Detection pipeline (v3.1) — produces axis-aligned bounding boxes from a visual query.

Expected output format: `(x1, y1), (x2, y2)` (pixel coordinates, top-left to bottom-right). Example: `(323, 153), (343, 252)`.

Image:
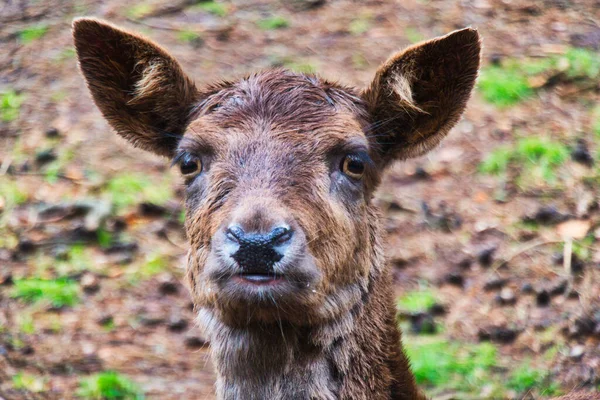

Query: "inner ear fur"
(363, 28), (481, 165)
(73, 18), (199, 157)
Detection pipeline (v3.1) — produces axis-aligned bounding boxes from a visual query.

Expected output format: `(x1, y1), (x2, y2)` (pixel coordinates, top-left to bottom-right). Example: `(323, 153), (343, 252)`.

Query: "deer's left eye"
(341, 155), (365, 180)
(179, 154), (202, 177)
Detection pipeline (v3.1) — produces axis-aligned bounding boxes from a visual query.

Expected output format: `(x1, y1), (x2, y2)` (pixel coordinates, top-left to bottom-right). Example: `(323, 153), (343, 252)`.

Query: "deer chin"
(202, 252), (323, 326)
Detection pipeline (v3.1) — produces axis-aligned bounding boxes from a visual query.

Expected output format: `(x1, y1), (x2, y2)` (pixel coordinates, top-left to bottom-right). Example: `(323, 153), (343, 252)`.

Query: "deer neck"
(198, 265), (423, 400)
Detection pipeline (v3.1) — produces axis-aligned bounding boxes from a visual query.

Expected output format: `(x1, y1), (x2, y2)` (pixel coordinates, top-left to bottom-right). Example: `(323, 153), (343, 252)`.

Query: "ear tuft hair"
(73, 18), (199, 157)
(363, 28), (481, 165)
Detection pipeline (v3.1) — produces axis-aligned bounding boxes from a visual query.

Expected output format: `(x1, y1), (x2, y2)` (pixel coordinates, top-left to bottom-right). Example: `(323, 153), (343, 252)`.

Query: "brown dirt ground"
(1, 0), (600, 399)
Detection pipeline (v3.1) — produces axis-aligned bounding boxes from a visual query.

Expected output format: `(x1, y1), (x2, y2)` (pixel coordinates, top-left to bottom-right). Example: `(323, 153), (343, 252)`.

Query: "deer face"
(73, 18), (480, 327)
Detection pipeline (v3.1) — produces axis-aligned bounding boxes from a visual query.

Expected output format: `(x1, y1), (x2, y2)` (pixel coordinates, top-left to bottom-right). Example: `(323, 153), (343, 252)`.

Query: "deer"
(72, 18), (478, 399)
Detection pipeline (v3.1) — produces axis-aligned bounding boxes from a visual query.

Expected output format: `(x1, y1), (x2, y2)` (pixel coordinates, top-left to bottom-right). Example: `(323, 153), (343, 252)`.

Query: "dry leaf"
(556, 219), (591, 239)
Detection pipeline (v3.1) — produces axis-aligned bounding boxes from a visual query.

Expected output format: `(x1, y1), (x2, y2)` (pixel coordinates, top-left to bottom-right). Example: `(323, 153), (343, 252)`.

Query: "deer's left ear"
(363, 28), (481, 165)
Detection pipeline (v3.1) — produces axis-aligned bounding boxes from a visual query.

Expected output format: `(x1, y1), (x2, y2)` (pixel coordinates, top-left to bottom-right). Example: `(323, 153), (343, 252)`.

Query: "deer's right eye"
(179, 154), (202, 177)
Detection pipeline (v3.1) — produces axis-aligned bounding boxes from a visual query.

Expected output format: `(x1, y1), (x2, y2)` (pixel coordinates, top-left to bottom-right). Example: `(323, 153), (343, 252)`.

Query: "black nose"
(225, 225), (293, 272)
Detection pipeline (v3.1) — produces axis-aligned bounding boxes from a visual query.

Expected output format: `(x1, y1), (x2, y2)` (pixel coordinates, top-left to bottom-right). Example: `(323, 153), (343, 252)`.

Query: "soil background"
(1, 0), (600, 399)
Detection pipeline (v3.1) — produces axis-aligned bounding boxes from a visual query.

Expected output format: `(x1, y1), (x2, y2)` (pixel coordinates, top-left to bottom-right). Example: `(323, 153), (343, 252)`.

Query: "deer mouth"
(233, 272), (285, 285)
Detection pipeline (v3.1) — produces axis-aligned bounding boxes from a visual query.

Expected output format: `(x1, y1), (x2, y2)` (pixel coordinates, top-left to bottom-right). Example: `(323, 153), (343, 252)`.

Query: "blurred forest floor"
(1, 0), (600, 398)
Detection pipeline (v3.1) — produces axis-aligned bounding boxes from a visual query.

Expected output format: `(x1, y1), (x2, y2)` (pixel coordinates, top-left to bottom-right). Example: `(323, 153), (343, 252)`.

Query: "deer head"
(73, 18), (480, 330)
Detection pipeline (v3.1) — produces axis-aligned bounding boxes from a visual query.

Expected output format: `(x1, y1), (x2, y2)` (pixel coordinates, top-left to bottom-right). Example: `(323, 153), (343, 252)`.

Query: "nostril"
(225, 225), (244, 243)
(270, 226), (293, 246)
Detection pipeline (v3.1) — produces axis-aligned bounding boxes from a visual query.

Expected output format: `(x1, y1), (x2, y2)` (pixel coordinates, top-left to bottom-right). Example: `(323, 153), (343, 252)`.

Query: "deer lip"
(233, 273), (284, 285)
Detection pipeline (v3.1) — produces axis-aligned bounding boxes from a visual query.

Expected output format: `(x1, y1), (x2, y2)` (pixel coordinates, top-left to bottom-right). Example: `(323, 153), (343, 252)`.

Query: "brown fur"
(73, 18), (481, 400)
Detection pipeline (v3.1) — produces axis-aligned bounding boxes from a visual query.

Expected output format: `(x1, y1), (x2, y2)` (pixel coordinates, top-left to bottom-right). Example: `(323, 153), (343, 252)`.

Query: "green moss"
(562, 48), (600, 79)
(257, 16), (289, 30)
(195, 1), (228, 17)
(479, 137), (569, 184)
(507, 362), (558, 395)
(1, 90), (25, 122)
(397, 289), (437, 313)
(592, 106), (600, 137)
(177, 30), (202, 43)
(479, 48), (600, 107)
(404, 337), (502, 397)
(77, 371), (144, 400)
(12, 372), (46, 393)
(0, 180), (28, 208)
(404, 27), (425, 43)
(349, 17), (371, 35)
(126, 4), (153, 19)
(478, 65), (533, 107)
(18, 24), (48, 43)
(105, 173), (172, 210)
(479, 146), (513, 175)
(11, 278), (79, 307)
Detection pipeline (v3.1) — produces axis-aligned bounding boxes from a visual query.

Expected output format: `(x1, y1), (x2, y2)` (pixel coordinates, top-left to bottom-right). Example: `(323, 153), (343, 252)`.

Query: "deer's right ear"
(73, 18), (199, 157)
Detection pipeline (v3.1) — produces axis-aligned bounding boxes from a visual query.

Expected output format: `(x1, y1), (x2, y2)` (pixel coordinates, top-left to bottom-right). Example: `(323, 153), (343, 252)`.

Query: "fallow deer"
(73, 18), (481, 399)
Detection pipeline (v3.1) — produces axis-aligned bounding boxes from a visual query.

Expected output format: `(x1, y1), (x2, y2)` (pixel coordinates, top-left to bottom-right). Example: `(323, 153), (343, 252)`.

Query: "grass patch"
(478, 65), (533, 107)
(126, 3), (152, 19)
(404, 27), (425, 43)
(138, 253), (166, 278)
(195, 1), (228, 17)
(18, 24), (48, 44)
(257, 16), (289, 30)
(479, 137), (569, 184)
(12, 372), (46, 393)
(77, 371), (144, 400)
(592, 106), (600, 137)
(404, 337), (502, 397)
(349, 17), (372, 35)
(479, 48), (600, 107)
(1, 90), (25, 122)
(176, 30), (202, 43)
(397, 288), (437, 313)
(105, 173), (172, 210)
(0, 180), (28, 208)
(507, 362), (560, 396)
(11, 278), (79, 308)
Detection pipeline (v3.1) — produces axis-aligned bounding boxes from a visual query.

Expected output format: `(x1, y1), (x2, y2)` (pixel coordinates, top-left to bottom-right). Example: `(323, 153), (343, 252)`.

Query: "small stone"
(80, 273), (100, 294)
(429, 303), (447, 316)
(410, 313), (437, 335)
(569, 345), (585, 360)
(97, 315), (113, 326)
(167, 317), (188, 332)
(489, 53), (503, 65)
(477, 247), (496, 267)
(184, 335), (208, 349)
(443, 271), (464, 287)
(45, 127), (60, 138)
(536, 289), (551, 307)
(139, 313), (165, 327)
(569, 316), (596, 338)
(414, 166), (429, 180)
(17, 239), (36, 254)
(484, 278), (509, 292)
(138, 202), (167, 217)
(497, 287), (517, 305)
(455, 255), (473, 270)
(35, 149), (57, 165)
(522, 206), (570, 226)
(158, 280), (179, 296)
(571, 139), (594, 166)
(549, 279), (568, 296)
(478, 326), (520, 343)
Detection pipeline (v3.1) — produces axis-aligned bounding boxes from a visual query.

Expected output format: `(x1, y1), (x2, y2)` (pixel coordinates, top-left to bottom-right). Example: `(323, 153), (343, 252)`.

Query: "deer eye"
(179, 154), (202, 177)
(341, 155), (365, 180)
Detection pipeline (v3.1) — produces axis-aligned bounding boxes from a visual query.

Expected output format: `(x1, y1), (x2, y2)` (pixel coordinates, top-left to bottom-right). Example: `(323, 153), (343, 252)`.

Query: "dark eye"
(341, 155), (365, 179)
(179, 154), (202, 177)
